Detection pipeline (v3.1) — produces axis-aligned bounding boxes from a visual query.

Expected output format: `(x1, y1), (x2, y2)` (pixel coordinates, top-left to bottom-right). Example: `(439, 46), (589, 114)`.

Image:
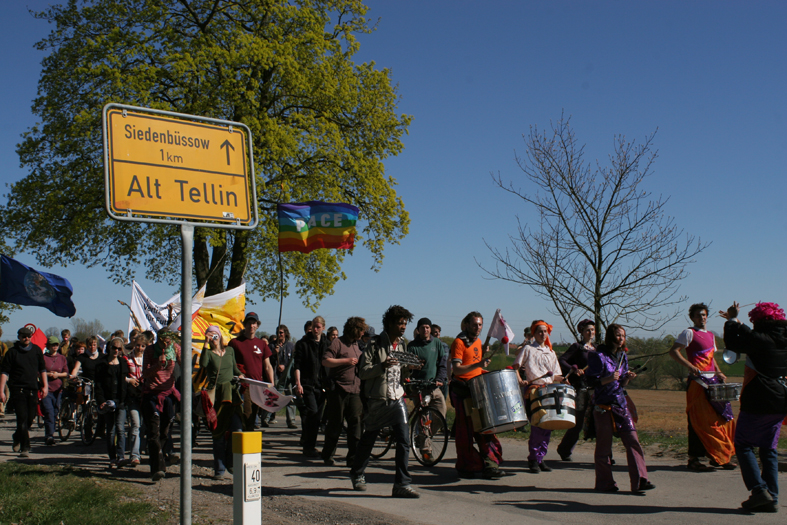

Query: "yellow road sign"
(104, 106), (254, 225)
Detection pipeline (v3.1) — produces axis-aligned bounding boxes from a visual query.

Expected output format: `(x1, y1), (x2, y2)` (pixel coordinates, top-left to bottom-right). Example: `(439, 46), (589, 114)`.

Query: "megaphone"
(722, 348), (739, 365)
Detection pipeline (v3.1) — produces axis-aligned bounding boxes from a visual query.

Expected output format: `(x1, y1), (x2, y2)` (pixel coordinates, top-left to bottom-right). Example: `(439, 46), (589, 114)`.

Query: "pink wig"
(749, 302), (786, 324)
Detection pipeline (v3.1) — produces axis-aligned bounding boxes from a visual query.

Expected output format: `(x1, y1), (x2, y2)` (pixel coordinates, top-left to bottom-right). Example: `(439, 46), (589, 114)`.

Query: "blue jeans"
(126, 398), (142, 460)
(737, 445), (779, 504)
(106, 404), (127, 462)
(41, 390), (62, 440)
(213, 412), (243, 475)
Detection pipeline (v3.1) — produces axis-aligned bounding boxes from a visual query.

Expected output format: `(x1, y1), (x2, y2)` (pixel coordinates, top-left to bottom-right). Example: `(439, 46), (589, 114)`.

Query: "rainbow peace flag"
(277, 201), (359, 253)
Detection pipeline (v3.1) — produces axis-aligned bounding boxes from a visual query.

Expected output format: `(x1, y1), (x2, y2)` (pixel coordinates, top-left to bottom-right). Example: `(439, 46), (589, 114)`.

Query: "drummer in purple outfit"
(514, 320), (564, 473)
(587, 324), (655, 494)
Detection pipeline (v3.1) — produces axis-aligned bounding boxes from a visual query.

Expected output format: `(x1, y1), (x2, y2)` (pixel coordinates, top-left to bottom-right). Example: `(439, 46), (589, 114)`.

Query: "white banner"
(127, 280), (180, 334)
(240, 378), (294, 413)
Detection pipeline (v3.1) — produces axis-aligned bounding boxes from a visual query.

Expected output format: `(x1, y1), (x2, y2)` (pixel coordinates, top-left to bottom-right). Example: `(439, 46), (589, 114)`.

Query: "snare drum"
(707, 382), (742, 402)
(529, 383), (576, 430)
(469, 369), (528, 434)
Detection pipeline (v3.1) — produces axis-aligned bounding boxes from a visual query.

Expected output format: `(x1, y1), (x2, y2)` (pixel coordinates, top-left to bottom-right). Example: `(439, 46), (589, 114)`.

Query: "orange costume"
(449, 335), (503, 475)
(681, 328), (736, 464)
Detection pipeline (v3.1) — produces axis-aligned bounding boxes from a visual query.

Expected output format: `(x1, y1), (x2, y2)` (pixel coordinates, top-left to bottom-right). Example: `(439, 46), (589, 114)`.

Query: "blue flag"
(0, 255), (77, 317)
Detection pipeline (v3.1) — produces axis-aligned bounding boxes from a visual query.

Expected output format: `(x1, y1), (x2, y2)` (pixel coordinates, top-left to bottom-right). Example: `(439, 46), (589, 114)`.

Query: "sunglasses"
(111, 346), (123, 351)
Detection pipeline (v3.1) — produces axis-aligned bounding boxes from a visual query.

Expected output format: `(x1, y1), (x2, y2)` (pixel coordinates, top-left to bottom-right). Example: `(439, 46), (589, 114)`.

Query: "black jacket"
(724, 319), (787, 414)
(293, 334), (327, 388)
(559, 342), (592, 388)
(94, 358), (130, 406)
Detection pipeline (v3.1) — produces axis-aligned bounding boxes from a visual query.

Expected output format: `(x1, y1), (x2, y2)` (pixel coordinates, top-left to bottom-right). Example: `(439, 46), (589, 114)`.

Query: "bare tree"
(71, 318), (106, 341)
(480, 115), (708, 341)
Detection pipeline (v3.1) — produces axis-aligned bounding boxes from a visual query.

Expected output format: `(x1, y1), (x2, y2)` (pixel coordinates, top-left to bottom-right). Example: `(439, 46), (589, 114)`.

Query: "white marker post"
(232, 431), (263, 525)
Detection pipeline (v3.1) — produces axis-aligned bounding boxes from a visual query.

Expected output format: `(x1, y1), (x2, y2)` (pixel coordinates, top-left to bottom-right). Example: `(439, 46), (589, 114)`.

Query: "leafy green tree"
(1, 0), (410, 309)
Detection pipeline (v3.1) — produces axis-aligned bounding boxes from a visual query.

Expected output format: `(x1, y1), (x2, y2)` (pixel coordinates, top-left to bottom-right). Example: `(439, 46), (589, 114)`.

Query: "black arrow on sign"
(220, 140), (235, 165)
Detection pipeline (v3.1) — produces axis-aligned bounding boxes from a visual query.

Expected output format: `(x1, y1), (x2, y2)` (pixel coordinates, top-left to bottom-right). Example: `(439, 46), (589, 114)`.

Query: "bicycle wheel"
(370, 426), (394, 460)
(58, 399), (75, 441)
(81, 403), (98, 445)
(410, 406), (448, 467)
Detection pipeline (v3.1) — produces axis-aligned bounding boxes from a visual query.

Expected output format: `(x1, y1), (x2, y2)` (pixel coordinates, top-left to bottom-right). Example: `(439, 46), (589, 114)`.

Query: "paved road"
(1, 413), (784, 524)
(254, 424), (784, 525)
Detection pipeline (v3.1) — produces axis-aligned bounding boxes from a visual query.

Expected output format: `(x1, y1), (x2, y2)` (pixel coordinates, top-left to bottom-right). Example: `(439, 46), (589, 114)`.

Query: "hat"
(47, 336), (60, 345)
(245, 312), (260, 324)
(206, 325), (222, 335)
(364, 326), (376, 338)
(17, 326), (34, 337)
(416, 317), (432, 328)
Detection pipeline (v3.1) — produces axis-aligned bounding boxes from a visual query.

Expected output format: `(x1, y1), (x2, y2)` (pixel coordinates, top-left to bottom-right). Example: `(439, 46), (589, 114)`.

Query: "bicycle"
(370, 379), (449, 467)
(58, 378), (98, 445)
(58, 382), (79, 441)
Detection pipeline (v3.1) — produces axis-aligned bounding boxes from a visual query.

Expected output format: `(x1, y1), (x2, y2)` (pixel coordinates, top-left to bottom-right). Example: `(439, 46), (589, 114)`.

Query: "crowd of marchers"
(0, 300), (784, 510)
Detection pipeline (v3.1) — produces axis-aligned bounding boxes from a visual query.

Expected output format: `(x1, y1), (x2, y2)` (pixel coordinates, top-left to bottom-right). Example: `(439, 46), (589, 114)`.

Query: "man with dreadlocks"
(141, 329), (181, 481)
(723, 301), (787, 513)
(350, 305), (420, 498)
(669, 303), (737, 472)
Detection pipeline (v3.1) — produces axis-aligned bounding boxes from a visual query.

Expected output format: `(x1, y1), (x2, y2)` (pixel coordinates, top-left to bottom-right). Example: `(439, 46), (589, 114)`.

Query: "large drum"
(707, 382), (742, 402)
(529, 384), (576, 430)
(469, 369), (528, 434)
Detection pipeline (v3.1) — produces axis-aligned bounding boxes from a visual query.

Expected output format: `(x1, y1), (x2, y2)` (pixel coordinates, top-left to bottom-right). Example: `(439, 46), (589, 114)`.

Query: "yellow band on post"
(232, 431), (263, 454)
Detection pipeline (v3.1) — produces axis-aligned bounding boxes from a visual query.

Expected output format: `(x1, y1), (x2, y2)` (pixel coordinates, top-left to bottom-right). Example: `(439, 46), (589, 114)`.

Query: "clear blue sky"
(1, 1), (785, 342)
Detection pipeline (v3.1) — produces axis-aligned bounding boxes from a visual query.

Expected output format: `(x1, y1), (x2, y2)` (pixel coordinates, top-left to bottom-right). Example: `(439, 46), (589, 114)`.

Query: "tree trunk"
(206, 230), (227, 296)
(227, 230), (249, 290)
(193, 229), (210, 290)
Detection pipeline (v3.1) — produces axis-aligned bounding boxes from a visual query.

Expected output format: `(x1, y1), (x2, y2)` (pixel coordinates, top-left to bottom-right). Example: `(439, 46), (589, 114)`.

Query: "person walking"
(42, 336), (68, 446)
(321, 316), (365, 467)
(722, 301), (787, 513)
(587, 324), (654, 495)
(0, 326), (48, 457)
(95, 338), (129, 468)
(200, 325), (244, 479)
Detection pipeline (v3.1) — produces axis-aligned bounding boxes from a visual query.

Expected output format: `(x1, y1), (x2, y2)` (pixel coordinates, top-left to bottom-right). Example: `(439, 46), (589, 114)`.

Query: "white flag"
(487, 308), (515, 355)
(240, 378), (294, 413)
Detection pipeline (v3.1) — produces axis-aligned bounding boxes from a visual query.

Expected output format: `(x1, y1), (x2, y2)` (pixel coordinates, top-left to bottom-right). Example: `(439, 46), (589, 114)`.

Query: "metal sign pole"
(101, 103), (259, 525)
(180, 224), (194, 525)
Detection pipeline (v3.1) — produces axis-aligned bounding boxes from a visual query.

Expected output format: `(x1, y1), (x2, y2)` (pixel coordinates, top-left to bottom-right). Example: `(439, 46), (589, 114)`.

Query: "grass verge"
(0, 463), (168, 525)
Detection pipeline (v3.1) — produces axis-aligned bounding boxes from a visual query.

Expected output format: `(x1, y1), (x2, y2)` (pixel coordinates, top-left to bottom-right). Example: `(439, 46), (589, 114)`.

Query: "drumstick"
(614, 352), (626, 373)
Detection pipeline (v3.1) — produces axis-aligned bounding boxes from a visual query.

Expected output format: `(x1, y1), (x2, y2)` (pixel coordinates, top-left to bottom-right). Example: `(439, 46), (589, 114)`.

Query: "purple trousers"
(593, 409), (649, 491)
(528, 426), (552, 462)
